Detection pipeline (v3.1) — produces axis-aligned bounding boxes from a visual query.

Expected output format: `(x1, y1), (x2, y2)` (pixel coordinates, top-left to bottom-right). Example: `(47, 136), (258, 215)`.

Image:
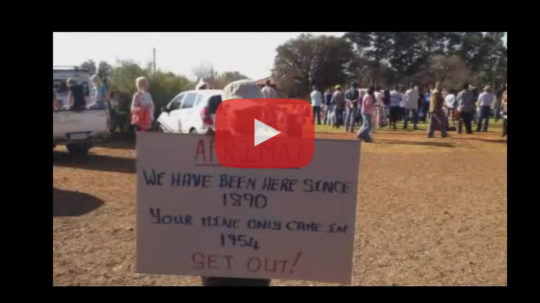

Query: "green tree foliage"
(344, 32), (507, 89)
(272, 34), (355, 98)
(108, 60), (147, 94)
(80, 60), (97, 74)
(148, 71), (194, 113)
(97, 61), (113, 85)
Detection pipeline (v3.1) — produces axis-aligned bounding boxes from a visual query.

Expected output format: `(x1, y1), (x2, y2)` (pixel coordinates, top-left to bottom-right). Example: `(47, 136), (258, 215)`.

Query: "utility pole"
(153, 48), (156, 75)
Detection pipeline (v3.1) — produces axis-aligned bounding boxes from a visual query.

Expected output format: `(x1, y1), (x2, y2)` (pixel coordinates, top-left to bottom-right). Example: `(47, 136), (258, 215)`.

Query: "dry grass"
(53, 124), (507, 286)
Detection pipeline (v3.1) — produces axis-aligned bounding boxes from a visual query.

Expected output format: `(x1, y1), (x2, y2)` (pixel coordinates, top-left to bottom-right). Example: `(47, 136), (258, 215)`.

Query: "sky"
(53, 32), (507, 81)
(53, 32), (345, 81)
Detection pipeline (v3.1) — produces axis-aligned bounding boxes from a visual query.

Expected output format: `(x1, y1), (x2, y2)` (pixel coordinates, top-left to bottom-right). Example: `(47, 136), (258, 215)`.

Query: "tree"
(192, 62), (218, 87)
(149, 71), (194, 113)
(272, 34), (355, 98)
(80, 60), (97, 74)
(344, 32), (507, 88)
(215, 71), (249, 89)
(413, 54), (468, 89)
(97, 61), (113, 85)
(109, 60), (148, 94)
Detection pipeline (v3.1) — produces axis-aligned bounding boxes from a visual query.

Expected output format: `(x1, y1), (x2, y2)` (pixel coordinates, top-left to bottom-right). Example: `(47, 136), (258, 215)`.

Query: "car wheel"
(189, 128), (197, 134)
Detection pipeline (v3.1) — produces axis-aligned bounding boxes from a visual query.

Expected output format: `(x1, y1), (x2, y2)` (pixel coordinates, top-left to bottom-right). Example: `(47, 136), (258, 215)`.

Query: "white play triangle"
(254, 119), (281, 147)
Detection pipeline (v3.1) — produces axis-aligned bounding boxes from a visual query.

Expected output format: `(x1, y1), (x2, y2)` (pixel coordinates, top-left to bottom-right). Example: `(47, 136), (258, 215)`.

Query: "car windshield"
(207, 95), (222, 114)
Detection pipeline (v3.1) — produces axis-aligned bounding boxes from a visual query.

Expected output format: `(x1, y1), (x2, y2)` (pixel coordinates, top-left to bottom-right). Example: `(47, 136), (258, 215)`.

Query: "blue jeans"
(356, 113), (373, 141)
(344, 108), (357, 132)
(323, 105), (334, 125)
(403, 109), (418, 129)
(477, 106), (491, 132)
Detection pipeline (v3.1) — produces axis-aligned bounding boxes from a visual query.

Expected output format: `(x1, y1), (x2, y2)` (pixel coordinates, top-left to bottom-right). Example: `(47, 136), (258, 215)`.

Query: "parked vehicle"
(53, 109), (110, 156)
(156, 89), (222, 134)
(53, 67), (92, 108)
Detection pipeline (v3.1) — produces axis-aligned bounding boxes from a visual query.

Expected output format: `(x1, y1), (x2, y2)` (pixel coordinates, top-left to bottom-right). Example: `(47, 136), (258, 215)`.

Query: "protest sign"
(136, 132), (361, 284)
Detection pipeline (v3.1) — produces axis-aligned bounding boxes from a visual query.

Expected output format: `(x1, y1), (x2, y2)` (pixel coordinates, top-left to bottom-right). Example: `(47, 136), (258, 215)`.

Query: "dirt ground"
(53, 123), (507, 286)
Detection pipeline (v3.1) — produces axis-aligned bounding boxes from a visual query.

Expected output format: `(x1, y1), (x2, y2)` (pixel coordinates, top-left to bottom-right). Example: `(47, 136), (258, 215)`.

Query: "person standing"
(470, 86), (479, 124)
(383, 88), (391, 125)
(494, 83), (506, 122)
(444, 89), (457, 127)
(476, 85), (495, 132)
(344, 82), (359, 133)
(323, 88), (334, 125)
(404, 83), (420, 130)
(331, 85), (346, 129)
(400, 86), (407, 123)
(356, 86), (376, 142)
(374, 87), (387, 128)
(389, 85), (403, 130)
(417, 87), (426, 122)
(131, 76), (155, 132)
(310, 85), (323, 125)
(422, 85), (433, 123)
(261, 79), (278, 99)
(456, 83), (474, 134)
(427, 81), (448, 138)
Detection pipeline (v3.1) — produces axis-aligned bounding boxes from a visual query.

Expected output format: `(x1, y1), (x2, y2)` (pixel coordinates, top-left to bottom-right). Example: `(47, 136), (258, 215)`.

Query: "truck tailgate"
(53, 110), (109, 140)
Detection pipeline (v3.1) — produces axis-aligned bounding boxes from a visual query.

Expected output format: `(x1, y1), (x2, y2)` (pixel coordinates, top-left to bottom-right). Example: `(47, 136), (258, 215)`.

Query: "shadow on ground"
(53, 188), (104, 217)
(53, 151), (135, 174)
(451, 136), (507, 144)
(93, 134), (135, 149)
(375, 139), (455, 148)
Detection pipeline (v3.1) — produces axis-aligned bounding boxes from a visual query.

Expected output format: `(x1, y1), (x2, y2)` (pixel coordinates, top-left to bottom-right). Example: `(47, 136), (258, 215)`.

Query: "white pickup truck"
(53, 109), (109, 156)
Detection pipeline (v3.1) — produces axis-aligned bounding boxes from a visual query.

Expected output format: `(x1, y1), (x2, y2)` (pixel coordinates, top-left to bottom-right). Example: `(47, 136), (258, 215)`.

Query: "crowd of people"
(54, 75), (508, 140)
(309, 81), (508, 142)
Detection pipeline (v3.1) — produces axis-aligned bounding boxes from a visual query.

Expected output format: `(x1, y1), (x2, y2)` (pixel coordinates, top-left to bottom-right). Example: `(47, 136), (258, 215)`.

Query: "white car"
(156, 89), (222, 134)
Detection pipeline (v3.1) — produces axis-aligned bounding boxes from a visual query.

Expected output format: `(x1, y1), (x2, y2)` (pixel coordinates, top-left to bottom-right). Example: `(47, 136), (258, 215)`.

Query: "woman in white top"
(131, 76), (155, 131)
(444, 89), (457, 127)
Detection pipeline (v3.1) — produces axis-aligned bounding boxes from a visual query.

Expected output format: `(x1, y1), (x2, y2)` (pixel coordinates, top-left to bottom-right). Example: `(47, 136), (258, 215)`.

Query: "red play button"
(215, 98), (314, 168)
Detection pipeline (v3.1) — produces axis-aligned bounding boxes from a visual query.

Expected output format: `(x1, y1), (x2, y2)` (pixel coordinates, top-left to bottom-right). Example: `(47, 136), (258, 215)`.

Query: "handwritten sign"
(136, 132), (361, 284)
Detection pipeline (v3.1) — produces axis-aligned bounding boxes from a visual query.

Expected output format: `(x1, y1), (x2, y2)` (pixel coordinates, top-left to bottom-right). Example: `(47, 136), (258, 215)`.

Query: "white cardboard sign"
(136, 132), (361, 284)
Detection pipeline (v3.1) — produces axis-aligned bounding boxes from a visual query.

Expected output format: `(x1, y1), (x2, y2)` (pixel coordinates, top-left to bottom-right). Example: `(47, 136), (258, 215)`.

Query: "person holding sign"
(201, 79), (272, 287)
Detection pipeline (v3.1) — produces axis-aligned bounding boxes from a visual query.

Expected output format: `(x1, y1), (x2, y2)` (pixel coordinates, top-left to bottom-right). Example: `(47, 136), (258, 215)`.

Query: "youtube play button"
(215, 98), (314, 168)
(254, 119), (281, 147)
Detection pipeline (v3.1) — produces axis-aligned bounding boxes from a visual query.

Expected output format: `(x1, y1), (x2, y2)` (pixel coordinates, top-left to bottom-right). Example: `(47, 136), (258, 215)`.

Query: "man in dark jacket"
(331, 85), (346, 129)
(65, 78), (86, 111)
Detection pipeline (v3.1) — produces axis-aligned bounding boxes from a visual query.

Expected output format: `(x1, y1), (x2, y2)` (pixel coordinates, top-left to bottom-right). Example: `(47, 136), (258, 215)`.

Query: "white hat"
(222, 80), (263, 100)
